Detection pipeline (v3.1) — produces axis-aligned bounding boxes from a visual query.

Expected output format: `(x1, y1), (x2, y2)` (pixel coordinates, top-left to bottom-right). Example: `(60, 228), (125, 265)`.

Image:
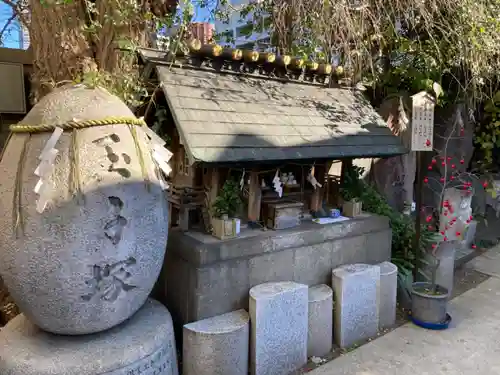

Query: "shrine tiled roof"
(139, 47), (407, 164)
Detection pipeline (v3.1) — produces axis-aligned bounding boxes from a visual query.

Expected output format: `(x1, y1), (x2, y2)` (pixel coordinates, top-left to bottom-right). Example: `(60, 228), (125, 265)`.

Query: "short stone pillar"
(332, 264), (380, 348)
(249, 281), (308, 375)
(308, 284), (333, 358)
(183, 309), (250, 375)
(377, 261), (397, 329)
(0, 299), (179, 375)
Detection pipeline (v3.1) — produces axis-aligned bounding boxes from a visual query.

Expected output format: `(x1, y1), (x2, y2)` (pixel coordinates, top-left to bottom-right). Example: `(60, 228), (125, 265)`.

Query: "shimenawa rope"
(9, 116), (146, 133)
(10, 116), (150, 237)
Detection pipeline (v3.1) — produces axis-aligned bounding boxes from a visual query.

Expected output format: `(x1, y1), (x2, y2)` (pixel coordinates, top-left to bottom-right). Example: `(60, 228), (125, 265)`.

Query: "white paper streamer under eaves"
(140, 126), (173, 190)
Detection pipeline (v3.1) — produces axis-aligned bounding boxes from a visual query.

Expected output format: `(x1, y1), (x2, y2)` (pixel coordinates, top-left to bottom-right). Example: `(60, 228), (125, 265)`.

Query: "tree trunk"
(27, 0), (166, 102)
(29, 0), (96, 101)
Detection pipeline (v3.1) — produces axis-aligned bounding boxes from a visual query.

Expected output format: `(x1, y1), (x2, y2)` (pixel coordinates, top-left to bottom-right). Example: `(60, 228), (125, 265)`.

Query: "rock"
(332, 264), (380, 348)
(426, 242), (456, 295)
(377, 261), (397, 329)
(183, 309), (249, 375)
(249, 281), (308, 375)
(462, 220), (477, 248)
(0, 299), (178, 375)
(422, 104), (474, 211)
(440, 187), (472, 243)
(371, 96), (416, 212)
(485, 180), (500, 217)
(307, 284), (333, 358)
(0, 85), (169, 335)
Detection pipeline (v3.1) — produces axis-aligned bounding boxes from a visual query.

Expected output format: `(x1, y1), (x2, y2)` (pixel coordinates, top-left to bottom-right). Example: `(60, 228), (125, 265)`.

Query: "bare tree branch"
(0, 0), (30, 31)
(0, 12), (17, 45)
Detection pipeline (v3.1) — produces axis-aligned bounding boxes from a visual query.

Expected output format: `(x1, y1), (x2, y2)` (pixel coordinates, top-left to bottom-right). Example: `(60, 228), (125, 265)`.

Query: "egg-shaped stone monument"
(0, 85), (169, 335)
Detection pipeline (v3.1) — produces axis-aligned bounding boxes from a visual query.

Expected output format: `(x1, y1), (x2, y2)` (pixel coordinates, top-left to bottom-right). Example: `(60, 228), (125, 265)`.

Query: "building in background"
(214, 0), (271, 51)
(19, 10), (30, 50)
(188, 22), (214, 44)
(156, 22), (214, 50)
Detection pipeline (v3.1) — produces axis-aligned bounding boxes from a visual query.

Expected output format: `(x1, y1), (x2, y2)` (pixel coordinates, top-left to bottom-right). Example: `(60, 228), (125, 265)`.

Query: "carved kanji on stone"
(81, 257), (137, 302)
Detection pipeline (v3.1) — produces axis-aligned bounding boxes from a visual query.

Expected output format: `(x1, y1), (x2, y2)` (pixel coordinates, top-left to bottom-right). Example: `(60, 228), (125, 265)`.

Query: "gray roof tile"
(155, 64), (407, 163)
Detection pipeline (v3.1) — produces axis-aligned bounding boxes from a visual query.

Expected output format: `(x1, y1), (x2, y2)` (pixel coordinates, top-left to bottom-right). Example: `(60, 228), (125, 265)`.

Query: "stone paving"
(309, 244), (500, 375)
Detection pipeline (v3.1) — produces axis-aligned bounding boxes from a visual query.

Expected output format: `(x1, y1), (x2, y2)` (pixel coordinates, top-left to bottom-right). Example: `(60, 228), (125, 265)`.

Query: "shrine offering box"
(266, 202), (304, 230)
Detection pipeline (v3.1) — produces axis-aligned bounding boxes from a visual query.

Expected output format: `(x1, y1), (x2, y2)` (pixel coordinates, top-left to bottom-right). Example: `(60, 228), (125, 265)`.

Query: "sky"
(0, 2), (21, 48)
(193, 4), (214, 23)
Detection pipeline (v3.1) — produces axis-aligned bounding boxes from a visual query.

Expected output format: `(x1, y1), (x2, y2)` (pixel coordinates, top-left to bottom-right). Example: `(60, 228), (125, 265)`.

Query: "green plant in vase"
(212, 178), (243, 219)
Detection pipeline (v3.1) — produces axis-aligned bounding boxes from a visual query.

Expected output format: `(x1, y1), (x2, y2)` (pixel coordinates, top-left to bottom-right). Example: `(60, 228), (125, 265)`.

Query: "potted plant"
(342, 195), (362, 217)
(410, 109), (489, 327)
(340, 167), (364, 217)
(211, 178), (243, 240)
(410, 229), (450, 326)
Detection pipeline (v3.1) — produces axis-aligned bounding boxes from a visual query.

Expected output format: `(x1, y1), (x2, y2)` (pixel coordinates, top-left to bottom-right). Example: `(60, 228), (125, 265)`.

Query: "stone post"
(183, 310), (250, 375)
(249, 281), (308, 375)
(332, 264), (380, 348)
(377, 261), (398, 329)
(308, 284), (333, 358)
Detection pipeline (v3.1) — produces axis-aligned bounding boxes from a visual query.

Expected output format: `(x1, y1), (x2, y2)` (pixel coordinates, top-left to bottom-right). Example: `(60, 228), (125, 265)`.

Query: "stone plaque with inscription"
(332, 263), (380, 348)
(0, 85), (169, 335)
(0, 299), (178, 375)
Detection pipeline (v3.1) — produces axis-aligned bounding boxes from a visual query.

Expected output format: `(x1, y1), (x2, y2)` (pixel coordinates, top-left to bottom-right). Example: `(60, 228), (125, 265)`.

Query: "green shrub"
(340, 165), (435, 280)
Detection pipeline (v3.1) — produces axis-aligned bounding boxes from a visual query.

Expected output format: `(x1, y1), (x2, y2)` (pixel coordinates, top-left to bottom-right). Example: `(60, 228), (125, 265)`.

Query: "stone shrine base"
(0, 299), (178, 375)
(161, 213), (391, 329)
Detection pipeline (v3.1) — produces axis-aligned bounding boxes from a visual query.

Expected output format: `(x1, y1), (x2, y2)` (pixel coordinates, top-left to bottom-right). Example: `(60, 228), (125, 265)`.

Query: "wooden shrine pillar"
(204, 168), (220, 229)
(248, 170), (262, 222)
(340, 158), (353, 186)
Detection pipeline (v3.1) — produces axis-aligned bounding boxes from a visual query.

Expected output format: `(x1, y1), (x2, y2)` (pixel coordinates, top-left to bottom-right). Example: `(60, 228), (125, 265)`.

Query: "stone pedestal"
(440, 187), (473, 243)
(183, 309), (249, 375)
(307, 284), (333, 358)
(0, 299), (178, 375)
(249, 281), (308, 375)
(462, 220), (477, 248)
(332, 264), (380, 348)
(377, 262), (397, 329)
(163, 214), (391, 327)
(426, 242), (456, 296)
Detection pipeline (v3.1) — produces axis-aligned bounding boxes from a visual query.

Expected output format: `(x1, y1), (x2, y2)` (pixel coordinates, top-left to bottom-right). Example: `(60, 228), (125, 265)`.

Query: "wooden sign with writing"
(411, 91), (435, 151)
